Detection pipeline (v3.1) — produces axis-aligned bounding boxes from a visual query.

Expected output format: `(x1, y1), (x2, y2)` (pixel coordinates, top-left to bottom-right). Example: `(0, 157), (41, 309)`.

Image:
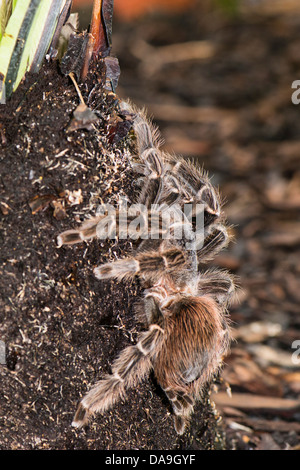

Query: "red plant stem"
(90, 0), (106, 56)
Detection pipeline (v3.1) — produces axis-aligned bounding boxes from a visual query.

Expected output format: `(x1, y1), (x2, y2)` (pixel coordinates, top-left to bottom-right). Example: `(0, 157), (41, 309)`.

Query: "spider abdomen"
(153, 295), (230, 434)
(154, 296), (228, 391)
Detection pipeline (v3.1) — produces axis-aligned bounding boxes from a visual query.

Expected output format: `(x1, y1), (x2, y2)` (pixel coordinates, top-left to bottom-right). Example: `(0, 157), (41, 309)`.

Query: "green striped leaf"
(0, 0), (13, 41)
(0, 0), (69, 101)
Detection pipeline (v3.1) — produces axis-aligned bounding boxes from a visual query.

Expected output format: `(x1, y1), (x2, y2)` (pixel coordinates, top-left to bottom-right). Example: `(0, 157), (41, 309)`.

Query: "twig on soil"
(69, 72), (85, 104)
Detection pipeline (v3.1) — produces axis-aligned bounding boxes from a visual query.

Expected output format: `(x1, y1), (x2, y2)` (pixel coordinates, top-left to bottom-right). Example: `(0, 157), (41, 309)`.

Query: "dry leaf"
(29, 194), (57, 214)
(68, 102), (99, 131)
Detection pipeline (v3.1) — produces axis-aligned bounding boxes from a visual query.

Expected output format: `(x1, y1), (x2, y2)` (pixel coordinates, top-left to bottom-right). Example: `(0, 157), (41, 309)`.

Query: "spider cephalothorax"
(57, 101), (235, 434)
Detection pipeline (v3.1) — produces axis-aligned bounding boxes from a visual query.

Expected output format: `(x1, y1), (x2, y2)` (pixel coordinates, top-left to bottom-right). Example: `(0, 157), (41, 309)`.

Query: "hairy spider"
(57, 101), (235, 434)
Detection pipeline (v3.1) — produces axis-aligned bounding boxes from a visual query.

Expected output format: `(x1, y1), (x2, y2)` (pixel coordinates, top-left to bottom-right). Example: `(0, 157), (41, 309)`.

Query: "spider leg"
(163, 155), (221, 218)
(56, 207), (168, 246)
(197, 269), (236, 307)
(141, 154), (223, 233)
(72, 304), (165, 428)
(138, 174), (164, 208)
(164, 388), (195, 435)
(56, 215), (106, 246)
(121, 102), (163, 165)
(196, 223), (230, 265)
(94, 245), (189, 282)
(122, 101), (186, 209)
(121, 100), (164, 179)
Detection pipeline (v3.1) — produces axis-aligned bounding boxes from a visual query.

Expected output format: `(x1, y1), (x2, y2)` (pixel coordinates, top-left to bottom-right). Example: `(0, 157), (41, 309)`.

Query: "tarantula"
(57, 101), (235, 435)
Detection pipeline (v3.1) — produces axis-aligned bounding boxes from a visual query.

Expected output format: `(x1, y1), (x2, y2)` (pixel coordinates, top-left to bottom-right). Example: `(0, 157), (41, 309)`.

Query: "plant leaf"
(30, 0), (72, 73)
(0, 0), (70, 101)
(4, 0), (40, 98)
(18, 0), (66, 77)
(0, 0), (31, 101)
(0, 0), (12, 41)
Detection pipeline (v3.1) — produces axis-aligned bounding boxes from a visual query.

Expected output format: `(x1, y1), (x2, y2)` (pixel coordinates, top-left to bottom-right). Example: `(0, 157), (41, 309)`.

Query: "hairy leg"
(164, 387), (195, 435)
(72, 321), (165, 428)
(196, 223), (230, 265)
(197, 269), (236, 307)
(94, 245), (189, 282)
